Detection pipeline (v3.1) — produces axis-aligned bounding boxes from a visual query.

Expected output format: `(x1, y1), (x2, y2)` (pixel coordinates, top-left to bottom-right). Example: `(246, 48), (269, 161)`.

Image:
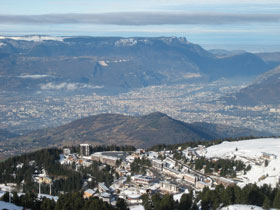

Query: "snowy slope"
(198, 138), (280, 187)
(0, 201), (23, 210)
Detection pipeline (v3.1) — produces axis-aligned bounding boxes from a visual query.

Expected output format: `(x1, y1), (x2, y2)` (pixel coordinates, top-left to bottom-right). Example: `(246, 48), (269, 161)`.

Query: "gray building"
(80, 144), (90, 156)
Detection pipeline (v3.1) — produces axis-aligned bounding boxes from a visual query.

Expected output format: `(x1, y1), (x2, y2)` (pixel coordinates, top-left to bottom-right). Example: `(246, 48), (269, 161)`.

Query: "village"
(56, 139), (278, 207)
(1, 138), (279, 210)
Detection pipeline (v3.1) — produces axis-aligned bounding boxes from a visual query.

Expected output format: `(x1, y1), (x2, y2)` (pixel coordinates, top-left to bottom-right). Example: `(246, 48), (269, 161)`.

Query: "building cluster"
(56, 143), (248, 206)
(1, 140), (279, 208)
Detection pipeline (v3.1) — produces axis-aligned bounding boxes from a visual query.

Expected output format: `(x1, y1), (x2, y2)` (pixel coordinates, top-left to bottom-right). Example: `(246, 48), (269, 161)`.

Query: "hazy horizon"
(1, 0), (280, 52)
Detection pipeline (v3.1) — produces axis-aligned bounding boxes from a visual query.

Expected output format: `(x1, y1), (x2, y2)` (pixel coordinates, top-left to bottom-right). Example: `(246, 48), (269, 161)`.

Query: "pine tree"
(159, 194), (174, 210)
(116, 198), (129, 210)
(179, 193), (192, 210)
(273, 190), (280, 209)
(262, 196), (271, 210)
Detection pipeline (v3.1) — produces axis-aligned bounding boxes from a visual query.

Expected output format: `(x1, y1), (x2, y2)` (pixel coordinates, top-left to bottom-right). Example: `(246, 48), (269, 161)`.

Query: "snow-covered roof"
(101, 192), (111, 198)
(85, 189), (96, 195)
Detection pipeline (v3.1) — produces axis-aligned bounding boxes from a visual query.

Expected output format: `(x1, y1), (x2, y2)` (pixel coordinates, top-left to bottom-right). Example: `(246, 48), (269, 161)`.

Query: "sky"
(0, 0), (280, 52)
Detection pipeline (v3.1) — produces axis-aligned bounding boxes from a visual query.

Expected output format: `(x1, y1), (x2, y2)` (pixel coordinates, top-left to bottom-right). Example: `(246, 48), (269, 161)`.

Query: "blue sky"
(1, 0), (280, 52)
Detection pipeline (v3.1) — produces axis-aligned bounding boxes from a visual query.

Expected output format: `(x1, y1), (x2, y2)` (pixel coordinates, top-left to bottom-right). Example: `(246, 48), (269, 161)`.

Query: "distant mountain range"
(255, 52), (280, 68)
(224, 65), (280, 105)
(2, 112), (271, 158)
(0, 36), (271, 94)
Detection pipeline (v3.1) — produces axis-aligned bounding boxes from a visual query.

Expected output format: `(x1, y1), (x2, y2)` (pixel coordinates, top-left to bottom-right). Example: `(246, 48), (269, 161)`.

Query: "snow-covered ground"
(173, 189), (190, 202)
(220, 204), (263, 210)
(198, 138), (280, 187)
(130, 205), (145, 210)
(0, 201), (23, 210)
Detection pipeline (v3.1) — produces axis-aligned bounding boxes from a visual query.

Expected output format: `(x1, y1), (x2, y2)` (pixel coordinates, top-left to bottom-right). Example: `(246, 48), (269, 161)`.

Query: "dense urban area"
(1, 79), (280, 135)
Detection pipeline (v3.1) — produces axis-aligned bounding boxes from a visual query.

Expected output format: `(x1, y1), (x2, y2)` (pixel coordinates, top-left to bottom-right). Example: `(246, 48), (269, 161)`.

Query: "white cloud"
(17, 74), (52, 79)
(40, 82), (103, 91)
(0, 12), (279, 26)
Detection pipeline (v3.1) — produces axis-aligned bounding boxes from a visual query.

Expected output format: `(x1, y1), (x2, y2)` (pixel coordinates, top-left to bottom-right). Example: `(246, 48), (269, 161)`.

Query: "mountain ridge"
(1, 112), (271, 159)
(224, 65), (280, 105)
(0, 36), (270, 94)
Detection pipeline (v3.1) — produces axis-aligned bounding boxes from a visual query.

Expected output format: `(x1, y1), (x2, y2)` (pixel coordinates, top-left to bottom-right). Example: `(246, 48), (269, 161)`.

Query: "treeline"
(148, 136), (273, 152)
(141, 192), (198, 210)
(194, 157), (250, 177)
(1, 191), (129, 210)
(199, 184), (280, 210)
(130, 157), (152, 175)
(0, 148), (116, 195)
(80, 161), (114, 187)
(0, 148), (67, 184)
(141, 184), (280, 210)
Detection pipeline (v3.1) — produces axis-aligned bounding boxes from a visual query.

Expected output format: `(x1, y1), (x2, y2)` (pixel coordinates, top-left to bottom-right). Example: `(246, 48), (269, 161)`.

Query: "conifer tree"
(273, 190), (280, 209)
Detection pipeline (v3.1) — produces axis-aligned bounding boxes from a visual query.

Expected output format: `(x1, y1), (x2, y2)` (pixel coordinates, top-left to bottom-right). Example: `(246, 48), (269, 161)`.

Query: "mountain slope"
(255, 52), (280, 68)
(224, 65), (280, 105)
(3, 112), (270, 158)
(0, 36), (270, 94)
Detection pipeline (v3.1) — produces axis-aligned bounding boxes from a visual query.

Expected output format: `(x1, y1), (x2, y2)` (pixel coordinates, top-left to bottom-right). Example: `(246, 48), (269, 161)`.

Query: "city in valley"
(1, 79), (280, 135)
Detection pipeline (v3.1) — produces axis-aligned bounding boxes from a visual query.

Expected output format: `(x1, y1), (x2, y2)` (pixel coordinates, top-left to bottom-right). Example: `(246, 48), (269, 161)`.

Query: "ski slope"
(199, 138), (280, 187)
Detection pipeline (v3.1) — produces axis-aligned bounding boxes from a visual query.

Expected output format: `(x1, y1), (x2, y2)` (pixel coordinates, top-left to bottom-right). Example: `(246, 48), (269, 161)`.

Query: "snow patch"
(98, 61), (108, 66)
(0, 35), (65, 42)
(220, 204), (263, 210)
(130, 205), (145, 210)
(0, 201), (23, 210)
(115, 38), (137, 47)
(40, 82), (103, 91)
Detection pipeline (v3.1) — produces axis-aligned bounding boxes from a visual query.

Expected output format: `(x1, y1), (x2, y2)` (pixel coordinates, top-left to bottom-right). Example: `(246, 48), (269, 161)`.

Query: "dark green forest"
(141, 184), (280, 210)
(0, 147), (116, 195)
(1, 191), (129, 210)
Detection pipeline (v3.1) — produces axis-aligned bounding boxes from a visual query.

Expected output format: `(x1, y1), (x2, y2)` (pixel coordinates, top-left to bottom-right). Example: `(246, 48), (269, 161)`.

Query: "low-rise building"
(98, 182), (110, 193)
(152, 159), (163, 171)
(100, 192), (111, 203)
(126, 194), (142, 204)
(262, 152), (277, 160)
(195, 181), (211, 190)
(131, 175), (154, 186)
(92, 151), (127, 166)
(164, 157), (176, 168)
(160, 181), (179, 194)
(83, 189), (96, 198)
(215, 177), (235, 187)
(183, 173), (197, 185)
(163, 167), (180, 178)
